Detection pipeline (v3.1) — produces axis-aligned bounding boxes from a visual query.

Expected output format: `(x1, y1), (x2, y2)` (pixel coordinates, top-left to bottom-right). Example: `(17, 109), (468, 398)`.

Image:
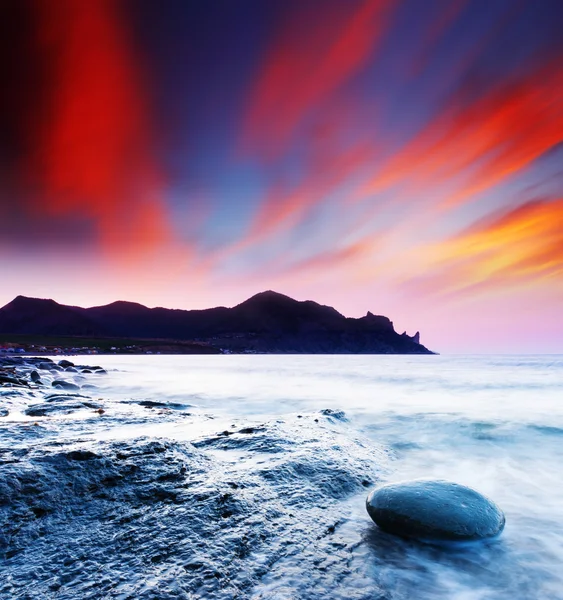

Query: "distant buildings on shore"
(0, 343), (165, 355)
(0, 344), (99, 355)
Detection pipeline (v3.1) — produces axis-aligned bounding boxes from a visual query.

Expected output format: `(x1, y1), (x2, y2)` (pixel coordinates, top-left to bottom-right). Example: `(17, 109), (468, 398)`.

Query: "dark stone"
(137, 400), (168, 408)
(30, 370), (41, 383)
(25, 402), (101, 416)
(58, 360), (75, 368)
(0, 408), (8, 417)
(45, 393), (90, 402)
(94, 369), (107, 375)
(320, 409), (347, 421)
(136, 400), (190, 410)
(81, 369), (92, 373)
(366, 479), (505, 541)
(238, 427), (265, 434)
(52, 380), (80, 391)
(38, 362), (56, 370)
(0, 375), (24, 386)
(65, 450), (99, 461)
(30, 357), (53, 364)
(64, 367), (78, 372)
(82, 402), (103, 409)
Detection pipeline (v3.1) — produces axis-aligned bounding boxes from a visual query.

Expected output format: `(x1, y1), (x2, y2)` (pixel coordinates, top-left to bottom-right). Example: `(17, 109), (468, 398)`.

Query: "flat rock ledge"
(366, 479), (505, 541)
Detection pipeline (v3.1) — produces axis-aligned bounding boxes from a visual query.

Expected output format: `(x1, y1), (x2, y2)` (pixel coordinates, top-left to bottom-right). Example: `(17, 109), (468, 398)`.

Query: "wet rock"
(193, 426), (291, 453)
(0, 375), (26, 387)
(64, 367), (78, 373)
(25, 401), (101, 417)
(52, 380), (80, 391)
(58, 360), (74, 369)
(38, 362), (56, 371)
(0, 420), (388, 599)
(30, 370), (41, 383)
(136, 400), (190, 410)
(44, 393), (90, 403)
(366, 479), (505, 541)
(25, 404), (66, 417)
(238, 426), (265, 434)
(137, 400), (168, 408)
(82, 402), (102, 409)
(0, 358), (19, 367)
(320, 408), (347, 421)
(94, 369), (107, 375)
(65, 450), (99, 461)
(0, 408), (8, 417)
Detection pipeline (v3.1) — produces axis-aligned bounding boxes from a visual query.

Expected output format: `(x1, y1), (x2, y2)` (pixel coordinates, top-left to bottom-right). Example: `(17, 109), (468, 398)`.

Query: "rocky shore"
(0, 354), (393, 599)
(1, 354), (513, 599)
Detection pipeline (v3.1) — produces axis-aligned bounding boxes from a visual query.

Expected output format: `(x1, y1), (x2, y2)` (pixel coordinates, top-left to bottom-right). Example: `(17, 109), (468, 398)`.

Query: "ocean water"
(1, 354), (563, 599)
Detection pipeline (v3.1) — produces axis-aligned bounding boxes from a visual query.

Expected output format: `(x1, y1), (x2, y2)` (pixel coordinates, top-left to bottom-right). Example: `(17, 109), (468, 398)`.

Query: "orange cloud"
(242, 0), (396, 157)
(32, 0), (171, 255)
(410, 199), (563, 298)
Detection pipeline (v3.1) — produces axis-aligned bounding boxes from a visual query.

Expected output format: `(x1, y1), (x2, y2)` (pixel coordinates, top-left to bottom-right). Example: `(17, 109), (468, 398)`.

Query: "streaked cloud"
(241, 0), (396, 157)
(407, 199), (563, 298)
(31, 0), (172, 256)
(356, 57), (563, 209)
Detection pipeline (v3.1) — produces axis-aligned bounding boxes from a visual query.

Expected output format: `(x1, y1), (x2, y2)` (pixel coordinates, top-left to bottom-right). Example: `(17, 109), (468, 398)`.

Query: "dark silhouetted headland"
(0, 291), (434, 354)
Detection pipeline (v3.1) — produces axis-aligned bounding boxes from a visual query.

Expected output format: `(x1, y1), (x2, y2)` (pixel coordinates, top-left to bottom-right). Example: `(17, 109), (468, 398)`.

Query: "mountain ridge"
(0, 291), (434, 354)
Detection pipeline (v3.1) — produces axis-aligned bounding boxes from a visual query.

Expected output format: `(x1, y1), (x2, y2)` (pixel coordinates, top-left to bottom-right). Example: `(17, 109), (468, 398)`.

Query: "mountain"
(0, 296), (104, 336)
(0, 291), (434, 354)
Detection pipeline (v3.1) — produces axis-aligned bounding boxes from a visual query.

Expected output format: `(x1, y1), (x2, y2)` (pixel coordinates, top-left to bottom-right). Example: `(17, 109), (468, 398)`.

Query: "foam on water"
(1, 354), (562, 599)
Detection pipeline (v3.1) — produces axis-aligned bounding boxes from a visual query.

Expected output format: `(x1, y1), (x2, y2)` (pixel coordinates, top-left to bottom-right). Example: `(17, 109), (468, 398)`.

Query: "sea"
(1, 354), (562, 599)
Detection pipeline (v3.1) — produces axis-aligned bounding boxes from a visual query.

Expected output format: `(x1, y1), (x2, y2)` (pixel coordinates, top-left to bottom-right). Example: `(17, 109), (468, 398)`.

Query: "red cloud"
(357, 56), (563, 208)
(31, 0), (171, 255)
(242, 0), (396, 157)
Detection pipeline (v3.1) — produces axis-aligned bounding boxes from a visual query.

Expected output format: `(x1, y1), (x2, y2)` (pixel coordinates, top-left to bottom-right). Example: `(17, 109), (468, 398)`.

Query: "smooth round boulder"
(366, 479), (505, 541)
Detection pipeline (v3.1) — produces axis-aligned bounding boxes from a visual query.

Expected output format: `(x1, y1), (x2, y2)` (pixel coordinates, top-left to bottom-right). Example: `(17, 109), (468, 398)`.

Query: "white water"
(94, 354), (563, 599)
(2, 354), (563, 599)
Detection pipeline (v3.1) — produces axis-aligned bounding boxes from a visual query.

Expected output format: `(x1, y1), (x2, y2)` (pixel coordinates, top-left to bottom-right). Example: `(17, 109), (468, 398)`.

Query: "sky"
(1, 0), (562, 353)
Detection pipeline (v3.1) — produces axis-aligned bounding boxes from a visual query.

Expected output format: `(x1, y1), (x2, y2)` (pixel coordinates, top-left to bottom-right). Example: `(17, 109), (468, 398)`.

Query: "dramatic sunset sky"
(1, 0), (562, 352)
